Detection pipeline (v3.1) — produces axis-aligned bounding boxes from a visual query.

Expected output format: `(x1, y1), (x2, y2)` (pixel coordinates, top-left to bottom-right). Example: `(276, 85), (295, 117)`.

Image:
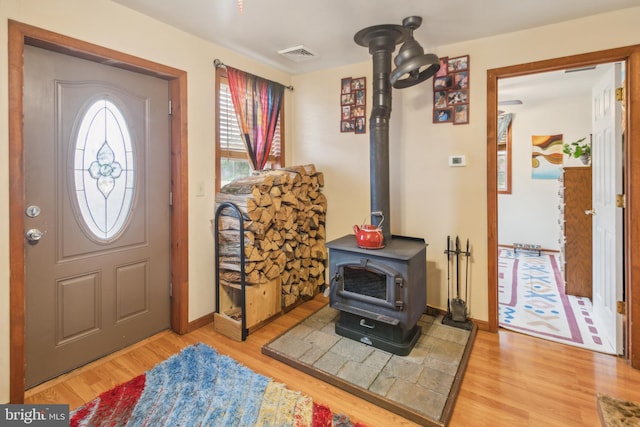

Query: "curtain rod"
(214, 59), (294, 91)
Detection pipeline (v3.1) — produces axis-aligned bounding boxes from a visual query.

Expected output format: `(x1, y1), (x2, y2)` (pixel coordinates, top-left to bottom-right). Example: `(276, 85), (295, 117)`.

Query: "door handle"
(25, 228), (44, 242)
(585, 209), (596, 216)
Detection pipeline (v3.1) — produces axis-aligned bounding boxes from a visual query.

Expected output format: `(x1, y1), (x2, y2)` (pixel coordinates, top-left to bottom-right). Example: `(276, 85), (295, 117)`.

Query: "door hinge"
(169, 191), (173, 206)
(616, 87), (624, 102)
(617, 300), (626, 315)
(616, 194), (626, 208)
(169, 99), (173, 115)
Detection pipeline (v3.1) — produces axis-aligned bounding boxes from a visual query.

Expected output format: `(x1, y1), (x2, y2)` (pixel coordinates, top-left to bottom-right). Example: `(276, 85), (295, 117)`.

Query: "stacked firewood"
(215, 164), (327, 308)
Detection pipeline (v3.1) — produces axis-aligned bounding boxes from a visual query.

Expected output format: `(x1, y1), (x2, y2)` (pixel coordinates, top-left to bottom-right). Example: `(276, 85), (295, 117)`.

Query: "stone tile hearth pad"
(263, 305), (475, 426)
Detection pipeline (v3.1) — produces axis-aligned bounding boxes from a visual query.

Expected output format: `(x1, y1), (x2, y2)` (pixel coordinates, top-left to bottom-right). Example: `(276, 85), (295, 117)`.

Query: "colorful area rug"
(597, 393), (640, 426)
(498, 249), (615, 354)
(70, 343), (364, 426)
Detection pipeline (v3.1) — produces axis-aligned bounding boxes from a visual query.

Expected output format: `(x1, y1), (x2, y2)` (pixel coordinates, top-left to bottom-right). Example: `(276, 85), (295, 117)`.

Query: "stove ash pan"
(327, 235), (427, 355)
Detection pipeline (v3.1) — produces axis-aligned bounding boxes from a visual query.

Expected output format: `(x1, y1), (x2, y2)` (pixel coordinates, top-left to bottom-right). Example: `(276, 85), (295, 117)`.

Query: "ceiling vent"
(498, 99), (523, 106)
(277, 45), (318, 62)
(565, 66), (597, 73)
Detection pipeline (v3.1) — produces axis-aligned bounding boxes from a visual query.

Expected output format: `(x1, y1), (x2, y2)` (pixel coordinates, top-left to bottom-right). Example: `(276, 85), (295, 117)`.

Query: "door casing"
(487, 45), (640, 368)
(8, 20), (189, 402)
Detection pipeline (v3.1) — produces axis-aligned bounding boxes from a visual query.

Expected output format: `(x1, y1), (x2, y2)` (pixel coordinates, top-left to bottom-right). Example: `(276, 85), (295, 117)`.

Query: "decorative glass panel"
(74, 99), (135, 240)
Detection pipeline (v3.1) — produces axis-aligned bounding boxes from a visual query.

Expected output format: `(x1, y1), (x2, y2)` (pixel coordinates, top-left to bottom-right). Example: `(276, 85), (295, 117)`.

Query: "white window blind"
(219, 82), (246, 155)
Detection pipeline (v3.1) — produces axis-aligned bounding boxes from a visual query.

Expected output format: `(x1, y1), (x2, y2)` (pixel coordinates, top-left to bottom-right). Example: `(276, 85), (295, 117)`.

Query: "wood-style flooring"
(25, 295), (640, 426)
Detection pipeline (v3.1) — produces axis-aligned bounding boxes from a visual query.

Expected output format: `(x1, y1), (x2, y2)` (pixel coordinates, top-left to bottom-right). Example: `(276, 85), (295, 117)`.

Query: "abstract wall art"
(531, 134), (564, 179)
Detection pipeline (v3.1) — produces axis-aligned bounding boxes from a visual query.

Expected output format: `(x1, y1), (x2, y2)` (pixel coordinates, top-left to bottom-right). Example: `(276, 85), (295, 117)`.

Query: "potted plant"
(563, 137), (591, 165)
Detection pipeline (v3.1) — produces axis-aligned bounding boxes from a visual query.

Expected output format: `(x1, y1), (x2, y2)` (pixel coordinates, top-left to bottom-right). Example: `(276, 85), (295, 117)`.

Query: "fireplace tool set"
(443, 235), (473, 330)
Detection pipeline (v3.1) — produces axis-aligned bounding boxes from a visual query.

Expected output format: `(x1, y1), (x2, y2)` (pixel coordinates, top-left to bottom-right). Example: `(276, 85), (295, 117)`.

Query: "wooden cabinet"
(561, 167), (592, 298)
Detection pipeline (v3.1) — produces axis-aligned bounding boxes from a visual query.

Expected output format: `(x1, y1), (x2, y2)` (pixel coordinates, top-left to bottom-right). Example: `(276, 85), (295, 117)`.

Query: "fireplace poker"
(465, 238), (470, 310)
(443, 235), (473, 330)
(445, 235), (451, 316)
(450, 236), (467, 322)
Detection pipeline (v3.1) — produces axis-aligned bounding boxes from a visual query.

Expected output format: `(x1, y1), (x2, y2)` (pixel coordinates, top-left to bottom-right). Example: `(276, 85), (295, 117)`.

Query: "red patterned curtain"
(226, 67), (285, 170)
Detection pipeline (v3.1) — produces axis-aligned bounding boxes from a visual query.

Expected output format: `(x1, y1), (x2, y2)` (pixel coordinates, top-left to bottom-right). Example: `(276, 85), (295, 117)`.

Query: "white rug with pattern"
(498, 249), (615, 354)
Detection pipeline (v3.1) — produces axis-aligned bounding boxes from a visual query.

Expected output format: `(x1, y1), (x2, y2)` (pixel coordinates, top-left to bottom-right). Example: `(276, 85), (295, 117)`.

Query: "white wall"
(2, 0), (640, 403)
(498, 94), (592, 250)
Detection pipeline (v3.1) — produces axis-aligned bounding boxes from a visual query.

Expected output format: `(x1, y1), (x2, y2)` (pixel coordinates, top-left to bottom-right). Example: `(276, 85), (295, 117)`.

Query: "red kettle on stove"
(353, 213), (384, 249)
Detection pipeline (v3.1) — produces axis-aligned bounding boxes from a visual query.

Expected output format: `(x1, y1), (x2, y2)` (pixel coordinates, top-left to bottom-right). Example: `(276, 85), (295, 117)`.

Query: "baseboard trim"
(426, 305), (491, 332)
(187, 313), (214, 333)
(189, 304), (494, 335)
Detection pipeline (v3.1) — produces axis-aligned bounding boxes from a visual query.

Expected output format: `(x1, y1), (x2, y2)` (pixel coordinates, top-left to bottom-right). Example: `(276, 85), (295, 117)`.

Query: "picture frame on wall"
(436, 57), (448, 77)
(433, 75), (452, 90)
(433, 54), (470, 124)
(340, 76), (366, 133)
(341, 105), (351, 120)
(341, 77), (352, 94)
(454, 104), (469, 125)
(448, 90), (468, 105)
(448, 55), (468, 72)
(454, 71), (468, 89)
(351, 77), (365, 90)
(434, 108), (453, 123)
(434, 90), (447, 109)
(341, 120), (354, 132)
(341, 93), (354, 105)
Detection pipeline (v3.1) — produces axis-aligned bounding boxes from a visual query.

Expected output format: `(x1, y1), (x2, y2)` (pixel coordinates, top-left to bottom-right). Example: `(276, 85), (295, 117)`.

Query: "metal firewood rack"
(214, 201), (248, 341)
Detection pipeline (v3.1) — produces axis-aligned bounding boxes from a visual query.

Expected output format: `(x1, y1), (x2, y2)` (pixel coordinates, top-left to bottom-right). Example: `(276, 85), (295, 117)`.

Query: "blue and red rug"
(70, 343), (365, 426)
(498, 249), (615, 354)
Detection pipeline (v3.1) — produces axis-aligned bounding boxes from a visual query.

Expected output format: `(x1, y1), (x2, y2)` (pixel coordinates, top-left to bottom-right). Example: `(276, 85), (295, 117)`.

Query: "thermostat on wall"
(449, 155), (466, 167)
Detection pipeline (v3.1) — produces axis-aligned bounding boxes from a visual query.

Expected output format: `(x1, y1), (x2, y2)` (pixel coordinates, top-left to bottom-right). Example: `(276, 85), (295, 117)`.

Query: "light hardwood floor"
(25, 295), (640, 426)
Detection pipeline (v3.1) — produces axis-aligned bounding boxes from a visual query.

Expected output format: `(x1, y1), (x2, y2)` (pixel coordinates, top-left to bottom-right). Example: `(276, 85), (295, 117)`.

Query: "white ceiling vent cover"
(277, 45), (318, 62)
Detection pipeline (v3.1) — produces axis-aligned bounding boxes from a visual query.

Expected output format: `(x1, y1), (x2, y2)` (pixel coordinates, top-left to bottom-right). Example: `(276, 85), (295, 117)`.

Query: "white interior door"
(591, 62), (624, 354)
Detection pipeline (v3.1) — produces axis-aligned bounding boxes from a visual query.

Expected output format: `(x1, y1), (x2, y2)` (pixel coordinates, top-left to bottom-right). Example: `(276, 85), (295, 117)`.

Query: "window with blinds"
(497, 113), (512, 194)
(216, 69), (284, 191)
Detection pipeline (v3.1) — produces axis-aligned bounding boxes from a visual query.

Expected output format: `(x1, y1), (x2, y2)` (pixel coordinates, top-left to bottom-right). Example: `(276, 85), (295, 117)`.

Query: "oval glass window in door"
(74, 98), (135, 241)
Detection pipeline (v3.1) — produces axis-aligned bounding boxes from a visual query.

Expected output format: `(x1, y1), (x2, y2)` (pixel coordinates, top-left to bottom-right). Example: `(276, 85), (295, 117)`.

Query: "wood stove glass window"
(343, 266), (387, 300)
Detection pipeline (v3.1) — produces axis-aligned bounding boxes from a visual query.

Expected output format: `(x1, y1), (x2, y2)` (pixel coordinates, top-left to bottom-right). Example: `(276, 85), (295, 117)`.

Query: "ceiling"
(112, 0), (640, 75)
(499, 64), (613, 108)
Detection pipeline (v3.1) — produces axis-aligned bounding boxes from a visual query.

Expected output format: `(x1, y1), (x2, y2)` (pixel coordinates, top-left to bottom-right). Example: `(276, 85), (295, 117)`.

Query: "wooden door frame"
(8, 20), (190, 402)
(487, 45), (640, 368)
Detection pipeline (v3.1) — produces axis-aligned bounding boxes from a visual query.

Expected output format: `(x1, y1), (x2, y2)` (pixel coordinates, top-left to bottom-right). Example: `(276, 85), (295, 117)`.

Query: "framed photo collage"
(432, 55), (470, 125)
(340, 76), (366, 134)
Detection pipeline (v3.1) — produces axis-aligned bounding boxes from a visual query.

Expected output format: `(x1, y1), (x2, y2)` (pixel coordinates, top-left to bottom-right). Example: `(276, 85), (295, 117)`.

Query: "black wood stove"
(327, 235), (426, 355)
(328, 17), (438, 356)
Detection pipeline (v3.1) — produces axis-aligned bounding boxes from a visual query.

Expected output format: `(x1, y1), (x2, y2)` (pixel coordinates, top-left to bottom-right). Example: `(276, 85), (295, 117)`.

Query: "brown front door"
(24, 45), (171, 387)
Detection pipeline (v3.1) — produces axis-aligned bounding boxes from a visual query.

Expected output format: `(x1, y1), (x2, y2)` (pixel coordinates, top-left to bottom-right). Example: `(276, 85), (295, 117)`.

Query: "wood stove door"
(335, 260), (402, 311)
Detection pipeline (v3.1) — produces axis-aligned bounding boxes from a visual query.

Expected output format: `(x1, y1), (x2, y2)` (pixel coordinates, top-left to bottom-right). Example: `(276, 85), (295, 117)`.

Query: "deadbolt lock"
(26, 205), (41, 218)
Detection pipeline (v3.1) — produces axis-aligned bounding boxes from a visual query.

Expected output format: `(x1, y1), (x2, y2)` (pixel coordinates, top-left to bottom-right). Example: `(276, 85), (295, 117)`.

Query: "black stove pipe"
(355, 27), (408, 244)
(370, 42), (394, 243)
(355, 18), (439, 244)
